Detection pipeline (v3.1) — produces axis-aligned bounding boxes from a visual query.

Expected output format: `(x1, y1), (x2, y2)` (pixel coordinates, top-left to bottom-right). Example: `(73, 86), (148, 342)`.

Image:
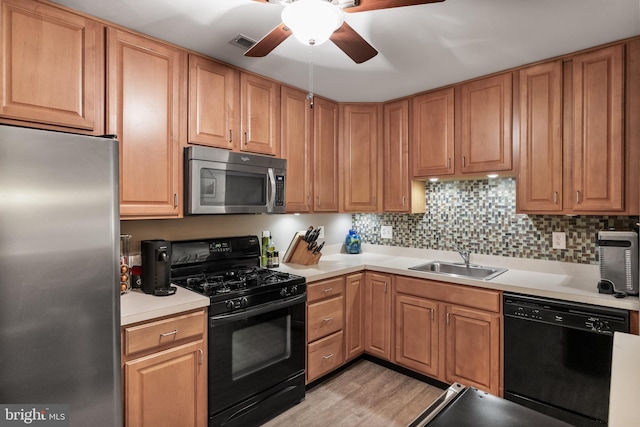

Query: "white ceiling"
(52, 0), (640, 102)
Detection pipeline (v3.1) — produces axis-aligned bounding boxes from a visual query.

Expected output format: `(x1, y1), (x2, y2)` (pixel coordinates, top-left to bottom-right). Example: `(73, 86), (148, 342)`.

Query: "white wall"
(121, 213), (352, 254)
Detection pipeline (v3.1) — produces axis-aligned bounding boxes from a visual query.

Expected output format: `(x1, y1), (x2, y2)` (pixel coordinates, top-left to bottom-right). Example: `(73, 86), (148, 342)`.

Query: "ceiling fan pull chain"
(307, 54), (315, 108)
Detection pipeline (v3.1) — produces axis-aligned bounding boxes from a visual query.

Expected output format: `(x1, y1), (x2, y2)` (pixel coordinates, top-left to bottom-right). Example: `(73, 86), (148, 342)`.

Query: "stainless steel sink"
(408, 261), (507, 280)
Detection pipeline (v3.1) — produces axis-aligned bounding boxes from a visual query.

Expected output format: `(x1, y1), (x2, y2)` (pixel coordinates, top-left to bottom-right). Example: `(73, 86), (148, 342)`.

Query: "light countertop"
(121, 244), (639, 325)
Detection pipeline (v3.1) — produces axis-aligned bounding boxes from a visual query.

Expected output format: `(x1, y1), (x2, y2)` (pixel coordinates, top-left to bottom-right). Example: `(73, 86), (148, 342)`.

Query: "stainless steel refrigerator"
(0, 125), (122, 426)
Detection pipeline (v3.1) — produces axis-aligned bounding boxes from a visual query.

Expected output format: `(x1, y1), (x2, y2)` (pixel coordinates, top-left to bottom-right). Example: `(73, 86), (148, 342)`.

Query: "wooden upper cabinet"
(281, 86), (312, 213)
(0, 0), (103, 133)
(459, 73), (512, 174)
(341, 103), (382, 212)
(188, 54), (238, 150)
(313, 97), (340, 212)
(517, 61), (563, 212)
(107, 27), (184, 218)
(571, 45), (624, 212)
(384, 99), (426, 213)
(240, 72), (279, 156)
(411, 88), (455, 177)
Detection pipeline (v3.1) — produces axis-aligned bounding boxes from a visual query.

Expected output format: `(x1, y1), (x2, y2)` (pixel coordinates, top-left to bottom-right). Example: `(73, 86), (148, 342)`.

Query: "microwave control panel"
(275, 175), (285, 207)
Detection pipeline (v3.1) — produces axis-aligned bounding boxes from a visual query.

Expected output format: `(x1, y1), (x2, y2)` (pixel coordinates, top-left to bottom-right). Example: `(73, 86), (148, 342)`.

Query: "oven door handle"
(209, 293), (306, 326)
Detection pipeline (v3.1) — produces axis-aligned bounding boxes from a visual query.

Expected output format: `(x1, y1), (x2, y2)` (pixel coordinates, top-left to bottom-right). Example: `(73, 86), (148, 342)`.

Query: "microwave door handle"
(267, 168), (276, 213)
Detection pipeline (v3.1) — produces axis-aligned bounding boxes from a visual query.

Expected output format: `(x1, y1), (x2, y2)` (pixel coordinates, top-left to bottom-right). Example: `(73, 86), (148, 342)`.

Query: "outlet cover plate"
(552, 232), (566, 250)
(381, 226), (393, 239)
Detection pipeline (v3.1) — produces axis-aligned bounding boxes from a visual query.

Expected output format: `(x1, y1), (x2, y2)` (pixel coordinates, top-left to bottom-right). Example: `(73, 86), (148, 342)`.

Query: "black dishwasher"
(503, 293), (629, 427)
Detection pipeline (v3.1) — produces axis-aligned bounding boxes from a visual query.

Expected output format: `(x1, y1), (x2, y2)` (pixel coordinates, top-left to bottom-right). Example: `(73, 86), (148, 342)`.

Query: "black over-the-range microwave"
(184, 146), (286, 215)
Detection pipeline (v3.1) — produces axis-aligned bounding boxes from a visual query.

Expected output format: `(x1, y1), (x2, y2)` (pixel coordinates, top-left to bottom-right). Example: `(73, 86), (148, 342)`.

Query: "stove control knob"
(239, 297), (248, 308)
(291, 285), (298, 294)
(225, 300), (234, 311)
(280, 287), (289, 297)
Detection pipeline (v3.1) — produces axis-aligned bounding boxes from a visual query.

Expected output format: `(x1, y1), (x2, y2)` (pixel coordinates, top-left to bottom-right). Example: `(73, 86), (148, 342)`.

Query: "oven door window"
(232, 315), (291, 380)
(199, 167), (266, 207)
(208, 302), (305, 415)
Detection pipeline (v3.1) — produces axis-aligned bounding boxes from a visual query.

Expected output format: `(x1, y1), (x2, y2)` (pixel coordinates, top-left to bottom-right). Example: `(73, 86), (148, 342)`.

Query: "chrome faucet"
(456, 248), (470, 267)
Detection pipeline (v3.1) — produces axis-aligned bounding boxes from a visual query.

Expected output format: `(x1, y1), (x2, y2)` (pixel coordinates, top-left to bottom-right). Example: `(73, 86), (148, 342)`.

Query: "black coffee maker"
(141, 239), (176, 296)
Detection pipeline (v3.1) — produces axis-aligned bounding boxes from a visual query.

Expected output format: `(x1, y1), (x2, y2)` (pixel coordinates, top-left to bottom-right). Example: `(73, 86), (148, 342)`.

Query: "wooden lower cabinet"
(394, 275), (502, 396)
(344, 273), (365, 361)
(307, 273), (503, 397)
(394, 294), (439, 377)
(125, 341), (206, 427)
(364, 272), (392, 360)
(444, 304), (501, 395)
(307, 331), (344, 382)
(306, 277), (346, 383)
(122, 309), (207, 427)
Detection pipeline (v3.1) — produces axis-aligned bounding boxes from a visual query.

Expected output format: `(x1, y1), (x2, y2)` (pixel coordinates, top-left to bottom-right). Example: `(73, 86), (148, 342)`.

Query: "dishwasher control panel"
(504, 294), (629, 335)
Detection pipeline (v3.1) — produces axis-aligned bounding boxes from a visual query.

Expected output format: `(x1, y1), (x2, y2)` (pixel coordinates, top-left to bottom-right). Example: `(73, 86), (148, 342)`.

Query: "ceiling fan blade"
(344, 0), (445, 13)
(330, 22), (378, 64)
(244, 23), (292, 57)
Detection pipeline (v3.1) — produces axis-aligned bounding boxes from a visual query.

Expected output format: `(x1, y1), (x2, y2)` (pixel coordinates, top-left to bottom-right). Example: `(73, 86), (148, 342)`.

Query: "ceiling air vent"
(229, 34), (257, 51)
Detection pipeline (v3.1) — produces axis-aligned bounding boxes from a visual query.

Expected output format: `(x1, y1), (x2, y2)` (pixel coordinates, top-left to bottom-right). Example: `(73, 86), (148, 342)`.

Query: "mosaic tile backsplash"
(352, 178), (639, 265)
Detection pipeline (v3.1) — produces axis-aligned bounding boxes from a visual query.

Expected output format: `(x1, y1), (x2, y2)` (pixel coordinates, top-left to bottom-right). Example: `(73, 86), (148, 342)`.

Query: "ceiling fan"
(246, 0), (445, 64)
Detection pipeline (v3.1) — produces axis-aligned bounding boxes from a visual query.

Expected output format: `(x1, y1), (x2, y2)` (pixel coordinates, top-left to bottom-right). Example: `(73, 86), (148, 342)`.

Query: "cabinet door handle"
(553, 191), (558, 204)
(446, 312), (450, 325)
(323, 317), (333, 323)
(384, 282), (388, 293)
(323, 353), (334, 360)
(576, 191), (581, 204)
(430, 308), (434, 321)
(229, 129), (233, 143)
(447, 158), (451, 169)
(317, 196), (321, 207)
(402, 196), (406, 207)
(173, 194), (178, 208)
(160, 329), (178, 337)
(462, 156), (466, 167)
(198, 349), (203, 365)
(322, 288), (333, 293)
(244, 132), (248, 145)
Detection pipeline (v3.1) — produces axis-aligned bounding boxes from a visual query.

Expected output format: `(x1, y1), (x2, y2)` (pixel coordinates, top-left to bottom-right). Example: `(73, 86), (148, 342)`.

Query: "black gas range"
(170, 235), (306, 316)
(170, 236), (307, 427)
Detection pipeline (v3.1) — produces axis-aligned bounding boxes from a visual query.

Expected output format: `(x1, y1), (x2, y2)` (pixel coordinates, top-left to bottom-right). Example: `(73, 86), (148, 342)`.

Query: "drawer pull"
(323, 317), (333, 323)
(323, 353), (334, 360)
(160, 329), (178, 337)
(322, 288), (333, 293)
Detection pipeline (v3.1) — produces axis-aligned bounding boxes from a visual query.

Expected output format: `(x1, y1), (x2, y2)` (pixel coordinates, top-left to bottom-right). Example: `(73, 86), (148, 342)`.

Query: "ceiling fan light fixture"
(281, 0), (344, 46)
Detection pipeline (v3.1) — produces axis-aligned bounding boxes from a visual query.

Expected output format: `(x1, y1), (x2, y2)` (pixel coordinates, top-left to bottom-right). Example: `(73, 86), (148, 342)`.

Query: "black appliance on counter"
(170, 236), (306, 427)
(408, 383), (572, 427)
(141, 239), (177, 296)
(503, 293), (629, 427)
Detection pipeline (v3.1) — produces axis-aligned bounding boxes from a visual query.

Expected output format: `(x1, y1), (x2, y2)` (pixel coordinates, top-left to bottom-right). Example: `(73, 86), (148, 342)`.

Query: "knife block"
(283, 235), (322, 266)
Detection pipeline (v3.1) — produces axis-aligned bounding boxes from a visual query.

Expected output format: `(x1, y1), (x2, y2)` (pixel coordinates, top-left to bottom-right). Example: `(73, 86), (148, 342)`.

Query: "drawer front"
(124, 310), (205, 356)
(307, 276), (345, 303)
(307, 331), (344, 382)
(307, 296), (344, 342)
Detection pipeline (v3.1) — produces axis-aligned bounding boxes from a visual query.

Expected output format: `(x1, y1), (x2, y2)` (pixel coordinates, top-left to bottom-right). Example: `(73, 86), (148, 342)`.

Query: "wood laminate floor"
(262, 360), (444, 427)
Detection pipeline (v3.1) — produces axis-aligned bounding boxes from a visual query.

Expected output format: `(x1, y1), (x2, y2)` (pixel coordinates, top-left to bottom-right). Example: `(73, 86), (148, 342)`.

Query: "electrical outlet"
(381, 226), (393, 239)
(318, 226), (324, 239)
(552, 232), (566, 250)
